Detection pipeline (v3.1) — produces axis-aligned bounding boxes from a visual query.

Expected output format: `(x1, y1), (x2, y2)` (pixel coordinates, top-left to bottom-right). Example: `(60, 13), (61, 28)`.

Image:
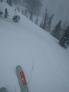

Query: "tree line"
(0, 0), (69, 48)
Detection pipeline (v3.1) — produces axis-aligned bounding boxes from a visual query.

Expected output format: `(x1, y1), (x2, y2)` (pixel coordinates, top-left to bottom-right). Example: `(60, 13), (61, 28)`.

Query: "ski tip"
(16, 65), (22, 71)
(16, 65), (27, 85)
(16, 65), (21, 69)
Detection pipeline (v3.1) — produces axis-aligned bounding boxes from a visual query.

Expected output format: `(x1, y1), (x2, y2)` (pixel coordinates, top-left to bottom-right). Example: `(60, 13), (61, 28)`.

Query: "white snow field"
(0, 11), (69, 92)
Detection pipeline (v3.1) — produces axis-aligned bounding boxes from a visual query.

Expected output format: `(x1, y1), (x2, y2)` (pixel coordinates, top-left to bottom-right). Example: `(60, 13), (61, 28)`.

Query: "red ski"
(16, 65), (29, 92)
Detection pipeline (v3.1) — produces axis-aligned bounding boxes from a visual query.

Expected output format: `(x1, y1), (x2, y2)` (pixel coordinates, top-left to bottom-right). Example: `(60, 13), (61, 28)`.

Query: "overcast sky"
(43, 0), (69, 27)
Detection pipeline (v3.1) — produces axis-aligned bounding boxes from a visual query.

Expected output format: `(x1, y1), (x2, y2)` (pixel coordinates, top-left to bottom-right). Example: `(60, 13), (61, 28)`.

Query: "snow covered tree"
(12, 0), (21, 5)
(47, 14), (54, 32)
(40, 8), (48, 30)
(59, 26), (69, 48)
(12, 15), (20, 23)
(4, 8), (8, 18)
(40, 8), (54, 32)
(0, 0), (3, 2)
(52, 20), (62, 40)
(35, 17), (39, 25)
(7, 0), (12, 6)
(24, 0), (42, 21)
(0, 11), (3, 17)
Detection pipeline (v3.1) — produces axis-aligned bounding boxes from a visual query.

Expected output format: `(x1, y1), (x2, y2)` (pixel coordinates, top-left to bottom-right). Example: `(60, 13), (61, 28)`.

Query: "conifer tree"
(59, 26), (69, 48)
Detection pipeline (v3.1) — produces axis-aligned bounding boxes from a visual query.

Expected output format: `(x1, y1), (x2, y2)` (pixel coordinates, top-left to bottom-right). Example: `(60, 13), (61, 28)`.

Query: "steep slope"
(0, 3), (69, 92)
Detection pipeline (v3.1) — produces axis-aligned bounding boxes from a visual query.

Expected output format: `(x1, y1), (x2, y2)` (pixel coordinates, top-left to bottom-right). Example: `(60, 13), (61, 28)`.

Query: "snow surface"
(0, 2), (69, 92)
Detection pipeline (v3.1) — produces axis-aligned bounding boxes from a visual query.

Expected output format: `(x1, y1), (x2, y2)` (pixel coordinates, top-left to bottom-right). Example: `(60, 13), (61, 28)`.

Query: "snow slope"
(0, 12), (69, 92)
